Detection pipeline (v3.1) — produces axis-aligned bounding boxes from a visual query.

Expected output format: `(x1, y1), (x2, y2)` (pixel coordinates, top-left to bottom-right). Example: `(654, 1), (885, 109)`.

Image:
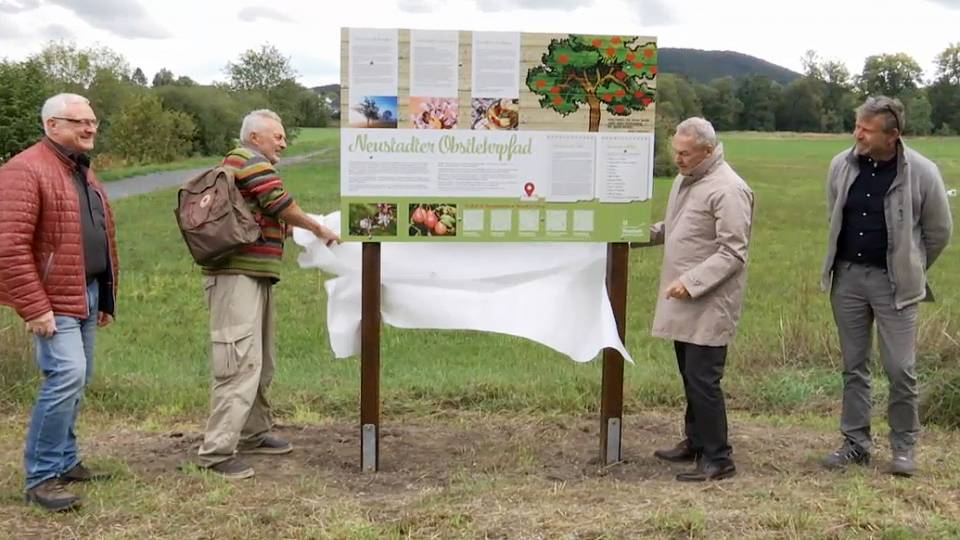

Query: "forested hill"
(658, 48), (801, 84)
(313, 48), (801, 97)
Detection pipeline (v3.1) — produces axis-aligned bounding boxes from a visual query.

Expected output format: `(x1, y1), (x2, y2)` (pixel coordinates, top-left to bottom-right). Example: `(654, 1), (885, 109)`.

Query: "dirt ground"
(3, 410), (960, 539)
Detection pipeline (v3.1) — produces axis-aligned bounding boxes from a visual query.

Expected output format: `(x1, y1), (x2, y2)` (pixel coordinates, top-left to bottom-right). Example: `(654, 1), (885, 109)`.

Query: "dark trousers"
(674, 341), (732, 463)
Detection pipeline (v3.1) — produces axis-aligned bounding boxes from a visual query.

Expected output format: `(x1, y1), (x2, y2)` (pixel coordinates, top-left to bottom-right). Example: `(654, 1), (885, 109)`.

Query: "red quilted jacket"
(0, 139), (119, 321)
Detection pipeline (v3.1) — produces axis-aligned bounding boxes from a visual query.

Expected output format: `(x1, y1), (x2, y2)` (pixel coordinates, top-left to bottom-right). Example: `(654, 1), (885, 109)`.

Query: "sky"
(0, 0), (958, 87)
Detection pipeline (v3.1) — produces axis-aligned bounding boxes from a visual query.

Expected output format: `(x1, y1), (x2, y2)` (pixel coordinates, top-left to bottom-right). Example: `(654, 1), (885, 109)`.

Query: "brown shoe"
(653, 440), (699, 463)
(62, 462), (112, 483)
(25, 478), (82, 512)
(676, 460), (737, 482)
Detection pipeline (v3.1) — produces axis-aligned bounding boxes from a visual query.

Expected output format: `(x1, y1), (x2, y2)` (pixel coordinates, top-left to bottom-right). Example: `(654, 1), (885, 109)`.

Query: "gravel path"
(104, 149), (333, 200)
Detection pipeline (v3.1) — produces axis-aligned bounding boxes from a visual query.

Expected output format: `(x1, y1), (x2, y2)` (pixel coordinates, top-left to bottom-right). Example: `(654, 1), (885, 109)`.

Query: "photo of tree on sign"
(526, 35), (657, 132)
(348, 96), (398, 128)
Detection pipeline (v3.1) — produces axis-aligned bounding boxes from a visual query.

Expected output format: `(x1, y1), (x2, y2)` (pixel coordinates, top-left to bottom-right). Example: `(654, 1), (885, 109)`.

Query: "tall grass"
(2, 133), (959, 425)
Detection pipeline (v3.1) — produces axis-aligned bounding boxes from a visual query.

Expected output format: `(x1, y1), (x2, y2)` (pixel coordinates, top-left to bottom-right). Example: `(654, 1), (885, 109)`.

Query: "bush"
(104, 94), (195, 164)
(0, 60), (50, 164)
(653, 102), (679, 177)
(155, 85), (269, 156)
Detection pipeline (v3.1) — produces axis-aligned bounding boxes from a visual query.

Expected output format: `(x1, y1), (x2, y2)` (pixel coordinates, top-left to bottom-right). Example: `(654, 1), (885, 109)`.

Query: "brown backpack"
(174, 166), (260, 265)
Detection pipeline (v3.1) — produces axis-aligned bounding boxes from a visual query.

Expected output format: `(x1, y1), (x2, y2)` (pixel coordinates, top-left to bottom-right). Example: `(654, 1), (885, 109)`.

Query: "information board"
(340, 28), (657, 242)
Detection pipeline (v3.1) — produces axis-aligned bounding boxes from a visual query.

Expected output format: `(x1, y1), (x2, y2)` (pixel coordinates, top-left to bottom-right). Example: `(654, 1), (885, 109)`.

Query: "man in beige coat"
(649, 117), (754, 482)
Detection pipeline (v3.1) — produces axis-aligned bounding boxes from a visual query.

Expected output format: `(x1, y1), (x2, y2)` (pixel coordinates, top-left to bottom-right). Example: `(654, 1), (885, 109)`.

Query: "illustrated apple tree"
(526, 35), (657, 132)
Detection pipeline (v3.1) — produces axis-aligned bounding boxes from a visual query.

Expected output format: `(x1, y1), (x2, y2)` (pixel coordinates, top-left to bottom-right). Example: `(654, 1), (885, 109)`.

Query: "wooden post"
(600, 242), (629, 465)
(360, 242), (381, 472)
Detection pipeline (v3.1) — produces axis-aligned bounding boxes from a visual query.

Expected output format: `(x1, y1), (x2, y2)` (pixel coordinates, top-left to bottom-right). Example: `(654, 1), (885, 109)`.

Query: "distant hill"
(659, 48), (801, 85)
(313, 84), (340, 95)
(311, 48), (802, 100)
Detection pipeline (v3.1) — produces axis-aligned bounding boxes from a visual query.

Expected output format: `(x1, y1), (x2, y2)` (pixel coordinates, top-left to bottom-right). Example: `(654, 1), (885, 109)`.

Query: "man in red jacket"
(0, 93), (119, 512)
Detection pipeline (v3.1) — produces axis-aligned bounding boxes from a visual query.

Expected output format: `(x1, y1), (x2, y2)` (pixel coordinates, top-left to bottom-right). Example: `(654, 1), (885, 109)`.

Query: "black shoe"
(25, 478), (82, 512)
(61, 462), (112, 483)
(238, 435), (294, 455)
(205, 458), (255, 480)
(653, 440), (699, 463)
(822, 440), (870, 469)
(676, 460), (737, 482)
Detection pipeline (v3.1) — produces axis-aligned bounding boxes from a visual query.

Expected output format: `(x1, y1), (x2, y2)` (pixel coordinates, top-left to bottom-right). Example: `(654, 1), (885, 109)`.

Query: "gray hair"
(856, 95), (904, 133)
(40, 93), (90, 134)
(675, 117), (718, 149)
(240, 109), (283, 144)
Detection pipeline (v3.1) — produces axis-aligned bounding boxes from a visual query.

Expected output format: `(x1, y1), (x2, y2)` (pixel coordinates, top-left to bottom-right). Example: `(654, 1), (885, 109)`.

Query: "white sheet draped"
(294, 212), (633, 364)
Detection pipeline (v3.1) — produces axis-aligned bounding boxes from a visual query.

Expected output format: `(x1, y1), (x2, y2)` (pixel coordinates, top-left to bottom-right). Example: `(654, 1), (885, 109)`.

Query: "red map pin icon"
(523, 182), (535, 196)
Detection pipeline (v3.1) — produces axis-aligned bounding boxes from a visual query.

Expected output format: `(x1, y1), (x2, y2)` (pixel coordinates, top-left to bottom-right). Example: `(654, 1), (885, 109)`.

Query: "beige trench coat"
(651, 145), (754, 347)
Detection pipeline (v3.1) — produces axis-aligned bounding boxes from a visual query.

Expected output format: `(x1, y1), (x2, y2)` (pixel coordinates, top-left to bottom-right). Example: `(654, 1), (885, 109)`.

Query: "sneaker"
(890, 448), (916, 477)
(206, 458), (255, 480)
(25, 478), (81, 512)
(62, 462), (112, 483)
(822, 440), (870, 469)
(238, 435), (293, 455)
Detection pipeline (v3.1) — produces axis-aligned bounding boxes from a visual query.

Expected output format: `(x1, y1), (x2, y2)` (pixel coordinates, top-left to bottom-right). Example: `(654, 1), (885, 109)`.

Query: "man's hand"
(277, 201), (342, 247)
(98, 312), (113, 328)
(314, 224), (342, 247)
(665, 279), (691, 300)
(25, 311), (56, 338)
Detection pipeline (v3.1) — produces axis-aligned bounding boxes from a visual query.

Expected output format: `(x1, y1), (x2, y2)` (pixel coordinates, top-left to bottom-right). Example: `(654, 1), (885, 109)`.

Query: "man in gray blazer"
(821, 96), (952, 477)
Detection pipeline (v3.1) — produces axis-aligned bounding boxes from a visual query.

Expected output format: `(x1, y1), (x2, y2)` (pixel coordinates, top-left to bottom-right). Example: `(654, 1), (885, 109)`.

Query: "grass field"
(1, 131), (960, 538)
(96, 127), (339, 181)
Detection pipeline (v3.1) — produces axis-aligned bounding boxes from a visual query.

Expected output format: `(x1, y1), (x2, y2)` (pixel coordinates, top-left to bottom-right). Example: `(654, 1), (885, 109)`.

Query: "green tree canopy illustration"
(527, 35), (657, 132)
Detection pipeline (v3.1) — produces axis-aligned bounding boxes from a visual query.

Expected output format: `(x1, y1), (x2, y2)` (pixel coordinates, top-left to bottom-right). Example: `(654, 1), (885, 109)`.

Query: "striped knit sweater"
(202, 146), (295, 281)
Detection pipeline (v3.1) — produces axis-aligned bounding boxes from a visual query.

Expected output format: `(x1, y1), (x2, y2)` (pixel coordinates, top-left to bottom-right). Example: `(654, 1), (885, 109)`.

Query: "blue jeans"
(24, 281), (99, 489)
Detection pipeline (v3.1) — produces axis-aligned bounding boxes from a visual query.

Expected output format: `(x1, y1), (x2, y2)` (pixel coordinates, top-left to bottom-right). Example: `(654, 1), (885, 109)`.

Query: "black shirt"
(836, 154), (897, 269)
(48, 139), (109, 282)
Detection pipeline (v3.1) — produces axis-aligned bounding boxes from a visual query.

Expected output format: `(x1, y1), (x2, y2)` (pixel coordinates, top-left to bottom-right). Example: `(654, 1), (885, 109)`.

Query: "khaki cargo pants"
(198, 274), (275, 467)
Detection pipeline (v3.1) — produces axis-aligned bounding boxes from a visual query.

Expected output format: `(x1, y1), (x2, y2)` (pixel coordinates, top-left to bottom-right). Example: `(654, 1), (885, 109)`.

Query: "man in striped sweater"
(198, 109), (340, 479)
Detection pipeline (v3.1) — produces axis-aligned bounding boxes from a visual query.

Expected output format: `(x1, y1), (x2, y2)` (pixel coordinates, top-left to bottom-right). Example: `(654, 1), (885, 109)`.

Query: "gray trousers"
(198, 274), (276, 466)
(830, 262), (919, 451)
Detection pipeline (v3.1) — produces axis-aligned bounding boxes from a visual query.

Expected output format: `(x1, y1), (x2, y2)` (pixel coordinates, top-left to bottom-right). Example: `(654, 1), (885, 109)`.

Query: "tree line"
(653, 45), (960, 175)
(2, 42), (958, 175)
(0, 42), (331, 165)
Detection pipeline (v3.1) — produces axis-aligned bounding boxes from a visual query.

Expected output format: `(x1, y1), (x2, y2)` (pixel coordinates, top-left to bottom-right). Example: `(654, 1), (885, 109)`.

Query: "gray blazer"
(821, 141), (953, 309)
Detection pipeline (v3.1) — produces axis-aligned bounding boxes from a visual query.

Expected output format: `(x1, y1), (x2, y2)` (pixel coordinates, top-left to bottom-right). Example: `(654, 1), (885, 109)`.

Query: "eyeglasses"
(53, 117), (99, 128)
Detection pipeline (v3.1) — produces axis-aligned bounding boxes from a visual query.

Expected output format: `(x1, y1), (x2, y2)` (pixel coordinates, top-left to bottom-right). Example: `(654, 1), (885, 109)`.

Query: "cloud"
(47, 0), (169, 39)
(291, 55), (339, 85)
(624, 0), (676, 25)
(0, 0), (40, 13)
(475, 0), (595, 11)
(0, 16), (24, 40)
(41, 23), (74, 41)
(397, 0), (446, 12)
(238, 5), (293, 22)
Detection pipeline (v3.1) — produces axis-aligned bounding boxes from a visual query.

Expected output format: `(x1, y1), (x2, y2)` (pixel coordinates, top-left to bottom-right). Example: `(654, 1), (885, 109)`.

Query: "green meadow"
(2, 129), (960, 538)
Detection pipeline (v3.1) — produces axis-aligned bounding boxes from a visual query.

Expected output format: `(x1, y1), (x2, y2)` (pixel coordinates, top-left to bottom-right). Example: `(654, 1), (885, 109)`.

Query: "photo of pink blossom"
(409, 97), (458, 129)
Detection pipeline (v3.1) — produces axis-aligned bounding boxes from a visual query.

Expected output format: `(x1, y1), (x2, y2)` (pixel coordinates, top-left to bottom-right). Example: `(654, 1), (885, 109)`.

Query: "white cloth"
(293, 212), (634, 363)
